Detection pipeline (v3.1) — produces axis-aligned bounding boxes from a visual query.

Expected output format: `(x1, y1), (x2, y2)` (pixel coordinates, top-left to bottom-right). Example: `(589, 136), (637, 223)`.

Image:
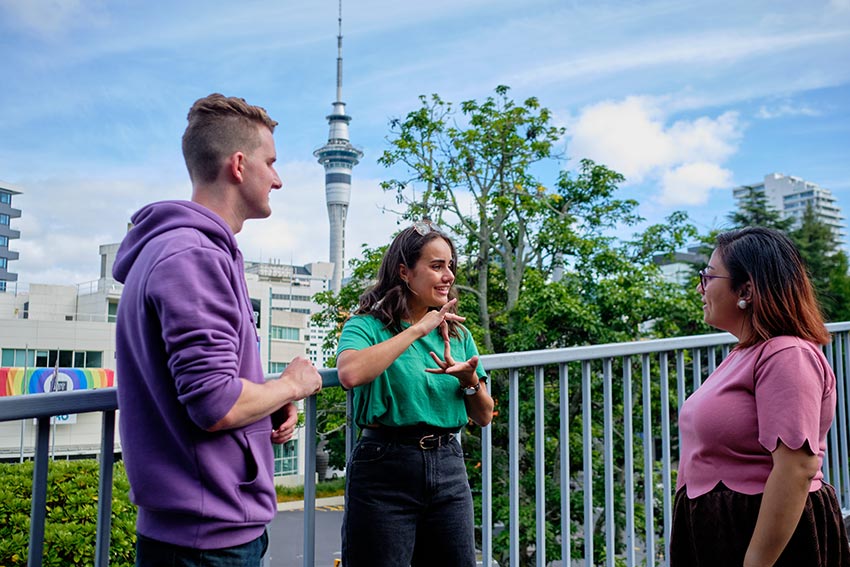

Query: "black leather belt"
(360, 426), (459, 450)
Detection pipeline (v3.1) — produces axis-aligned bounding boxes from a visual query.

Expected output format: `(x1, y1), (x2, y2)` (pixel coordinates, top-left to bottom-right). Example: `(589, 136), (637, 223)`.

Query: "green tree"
(790, 204), (850, 321)
(728, 185), (794, 231)
(379, 86), (641, 352)
(315, 86), (706, 565)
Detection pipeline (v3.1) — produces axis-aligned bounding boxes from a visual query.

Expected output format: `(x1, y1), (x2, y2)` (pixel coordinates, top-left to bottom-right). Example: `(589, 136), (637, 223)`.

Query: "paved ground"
(265, 497), (344, 567)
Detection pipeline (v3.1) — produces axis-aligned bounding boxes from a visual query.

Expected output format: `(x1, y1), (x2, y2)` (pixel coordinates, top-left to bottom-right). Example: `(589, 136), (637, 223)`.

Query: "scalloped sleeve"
(755, 340), (832, 455)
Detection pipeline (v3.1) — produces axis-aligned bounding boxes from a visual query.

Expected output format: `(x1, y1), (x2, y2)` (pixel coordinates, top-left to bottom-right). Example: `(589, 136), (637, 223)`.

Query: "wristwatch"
(461, 381), (481, 396)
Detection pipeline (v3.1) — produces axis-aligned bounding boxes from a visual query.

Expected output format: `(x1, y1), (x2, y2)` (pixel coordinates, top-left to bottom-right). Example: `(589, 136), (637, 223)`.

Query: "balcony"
(3, 324), (850, 566)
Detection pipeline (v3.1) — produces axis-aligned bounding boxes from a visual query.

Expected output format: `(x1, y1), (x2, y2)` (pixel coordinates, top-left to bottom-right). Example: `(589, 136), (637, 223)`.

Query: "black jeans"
(135, 530), (268, 567)
(341, 431), (476, 567)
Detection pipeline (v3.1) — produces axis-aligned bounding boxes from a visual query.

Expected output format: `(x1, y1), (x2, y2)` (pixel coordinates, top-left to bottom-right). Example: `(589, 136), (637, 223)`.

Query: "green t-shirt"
(337, 314), (487, 429)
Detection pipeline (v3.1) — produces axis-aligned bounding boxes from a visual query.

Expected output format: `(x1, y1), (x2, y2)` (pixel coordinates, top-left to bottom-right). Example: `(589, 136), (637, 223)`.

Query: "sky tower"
(314, 0), (362, 293)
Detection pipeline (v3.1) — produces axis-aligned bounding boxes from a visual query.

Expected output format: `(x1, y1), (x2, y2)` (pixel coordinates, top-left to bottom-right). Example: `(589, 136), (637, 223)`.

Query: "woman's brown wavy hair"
(715, 227), (829, 348)
(355, 225), (462, 338)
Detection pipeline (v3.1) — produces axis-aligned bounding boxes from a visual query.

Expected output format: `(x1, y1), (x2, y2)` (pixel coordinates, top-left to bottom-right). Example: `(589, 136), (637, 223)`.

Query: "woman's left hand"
(426, 321), (479, 386)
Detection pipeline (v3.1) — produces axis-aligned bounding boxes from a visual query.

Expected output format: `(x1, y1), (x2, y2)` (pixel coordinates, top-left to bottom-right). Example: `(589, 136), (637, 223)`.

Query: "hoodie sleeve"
(146, 245), (245, 430)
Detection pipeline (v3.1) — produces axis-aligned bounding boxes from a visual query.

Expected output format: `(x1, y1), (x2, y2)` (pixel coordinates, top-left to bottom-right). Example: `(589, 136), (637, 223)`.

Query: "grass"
(275, 478), (346, 502)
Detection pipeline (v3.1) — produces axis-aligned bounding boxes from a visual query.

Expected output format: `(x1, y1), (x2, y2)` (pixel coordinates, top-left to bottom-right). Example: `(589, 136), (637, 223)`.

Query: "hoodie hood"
(113, 200), (237, 283)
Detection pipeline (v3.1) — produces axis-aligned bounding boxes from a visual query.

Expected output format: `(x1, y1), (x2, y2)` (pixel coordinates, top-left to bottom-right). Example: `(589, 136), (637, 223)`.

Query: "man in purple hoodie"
(113, 93), (323, 566)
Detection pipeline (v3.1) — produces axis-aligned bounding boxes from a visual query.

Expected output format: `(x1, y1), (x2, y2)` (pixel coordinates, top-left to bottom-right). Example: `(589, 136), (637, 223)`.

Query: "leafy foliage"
(790, 204), (850, 321)
(0, 459), (136, 566)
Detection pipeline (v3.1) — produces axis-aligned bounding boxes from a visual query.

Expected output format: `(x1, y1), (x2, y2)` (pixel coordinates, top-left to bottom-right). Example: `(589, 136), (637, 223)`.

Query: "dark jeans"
(341, 432), (476, 567)
(135, 530), (268, 567)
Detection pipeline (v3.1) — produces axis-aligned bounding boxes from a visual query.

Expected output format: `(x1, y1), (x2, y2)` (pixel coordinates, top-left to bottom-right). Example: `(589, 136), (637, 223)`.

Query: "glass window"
(36, 350), (48, 367)
(108, 301), (118, 323)
(0, 192), (10, 204)
(274, 440), (298, 476)
(58, 350), (73, 367)
(74, 352), (85, 367)
(86, 351), (103, 368)
(269, 361), (289, 374)
(270, 326), (300, 341)
(0, 235), (8, 247)
(1, 349), (14, 366)
(0, 258), (6, 269)
(0, 214), (9, 225)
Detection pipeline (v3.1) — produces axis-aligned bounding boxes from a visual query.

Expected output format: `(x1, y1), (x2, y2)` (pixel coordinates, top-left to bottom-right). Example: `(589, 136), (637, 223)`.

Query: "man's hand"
(270, 402), (298, 444)
(280, 356), (323, 400)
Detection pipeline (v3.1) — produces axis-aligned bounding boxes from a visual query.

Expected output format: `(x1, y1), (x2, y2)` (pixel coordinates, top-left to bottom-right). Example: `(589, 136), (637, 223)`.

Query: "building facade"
(0, 181), (22, 292)
(1, 245), (333, 485)
(733, 173), (846, 242)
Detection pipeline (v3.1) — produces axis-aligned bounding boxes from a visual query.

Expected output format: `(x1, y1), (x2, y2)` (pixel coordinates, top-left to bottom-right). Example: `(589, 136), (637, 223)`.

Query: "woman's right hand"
(411, 298), (466, 337)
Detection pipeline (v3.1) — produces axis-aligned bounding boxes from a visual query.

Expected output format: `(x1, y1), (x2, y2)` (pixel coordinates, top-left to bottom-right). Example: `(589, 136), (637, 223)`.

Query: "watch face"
(463, 383), (480, 395)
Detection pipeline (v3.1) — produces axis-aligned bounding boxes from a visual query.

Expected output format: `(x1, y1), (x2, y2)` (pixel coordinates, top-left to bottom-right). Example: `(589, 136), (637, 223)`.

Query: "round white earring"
(737, 299), (748, 310)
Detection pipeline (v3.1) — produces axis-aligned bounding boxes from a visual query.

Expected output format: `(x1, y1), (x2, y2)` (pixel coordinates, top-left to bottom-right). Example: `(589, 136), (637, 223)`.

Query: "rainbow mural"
(0, 368), (115, 397)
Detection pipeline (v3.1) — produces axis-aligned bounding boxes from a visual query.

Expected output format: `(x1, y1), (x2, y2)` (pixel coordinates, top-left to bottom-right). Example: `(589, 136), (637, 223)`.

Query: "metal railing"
(3, 324), (850, 566)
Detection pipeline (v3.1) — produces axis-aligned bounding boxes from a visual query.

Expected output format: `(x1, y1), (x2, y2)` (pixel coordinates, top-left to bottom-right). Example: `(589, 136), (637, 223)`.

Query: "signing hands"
(425, 306), (479, 386)
(413, 298), (466, 337)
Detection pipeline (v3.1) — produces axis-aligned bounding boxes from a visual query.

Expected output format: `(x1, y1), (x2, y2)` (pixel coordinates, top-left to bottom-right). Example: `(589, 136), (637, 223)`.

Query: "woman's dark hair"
(355, 224), (461, 337)
(715, 226), (829, 347)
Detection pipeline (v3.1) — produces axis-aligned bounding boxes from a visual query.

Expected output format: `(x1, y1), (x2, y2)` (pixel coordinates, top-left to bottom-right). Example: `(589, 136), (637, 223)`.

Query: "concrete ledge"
(277, 495), (344, 512)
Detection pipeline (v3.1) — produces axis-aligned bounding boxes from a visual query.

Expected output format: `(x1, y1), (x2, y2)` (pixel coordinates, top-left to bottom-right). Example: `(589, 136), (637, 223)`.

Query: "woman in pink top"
(670, 227), (850, 567)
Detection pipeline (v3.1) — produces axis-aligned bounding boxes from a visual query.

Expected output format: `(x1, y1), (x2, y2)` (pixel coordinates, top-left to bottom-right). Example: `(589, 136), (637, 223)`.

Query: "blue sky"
(1, 0), (849, 284)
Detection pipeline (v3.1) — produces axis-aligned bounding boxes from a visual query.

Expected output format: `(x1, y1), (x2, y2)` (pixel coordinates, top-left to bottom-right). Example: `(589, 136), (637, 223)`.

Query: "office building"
(0, 181), (22, 293)
(733, 173), (846, 242)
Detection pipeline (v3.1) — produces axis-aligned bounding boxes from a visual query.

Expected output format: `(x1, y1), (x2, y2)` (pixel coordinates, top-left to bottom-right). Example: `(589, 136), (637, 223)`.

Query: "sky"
(1, 0), (849, 286)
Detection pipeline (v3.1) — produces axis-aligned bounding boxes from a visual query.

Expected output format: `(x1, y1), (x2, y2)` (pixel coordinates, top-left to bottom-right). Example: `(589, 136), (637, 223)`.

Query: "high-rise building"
(314, 0), (363, 293)
(733, 173), (846, 243)
(0, 181), (22, 293)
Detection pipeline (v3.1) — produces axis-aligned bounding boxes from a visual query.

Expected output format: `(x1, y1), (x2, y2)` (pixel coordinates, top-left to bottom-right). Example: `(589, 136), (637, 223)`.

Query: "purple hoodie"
(113, 200), (275, 549)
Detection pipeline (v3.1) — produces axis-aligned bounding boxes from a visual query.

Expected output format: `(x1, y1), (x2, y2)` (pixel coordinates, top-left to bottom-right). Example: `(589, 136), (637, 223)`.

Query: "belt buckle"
(418, 434), (439, 450)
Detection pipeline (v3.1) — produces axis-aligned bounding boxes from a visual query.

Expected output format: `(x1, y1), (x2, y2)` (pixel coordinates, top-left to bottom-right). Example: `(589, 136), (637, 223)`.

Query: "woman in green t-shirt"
(337, 221), (494, 566)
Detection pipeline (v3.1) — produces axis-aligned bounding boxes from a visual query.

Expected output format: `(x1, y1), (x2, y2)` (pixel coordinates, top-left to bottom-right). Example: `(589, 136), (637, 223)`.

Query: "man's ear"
(228, 152), (246, 183)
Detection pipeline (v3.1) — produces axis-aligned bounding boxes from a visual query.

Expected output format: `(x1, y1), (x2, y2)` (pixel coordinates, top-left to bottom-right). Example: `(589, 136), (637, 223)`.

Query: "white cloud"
(566, 96), (673, 183)
(660, 162), (734, 206)
(566, 96), (744, 206)
(756, 102), (821, 119)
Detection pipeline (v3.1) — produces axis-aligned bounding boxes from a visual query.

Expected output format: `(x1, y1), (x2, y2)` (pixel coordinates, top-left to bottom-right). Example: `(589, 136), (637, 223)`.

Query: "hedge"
(0, 459), (136, 566)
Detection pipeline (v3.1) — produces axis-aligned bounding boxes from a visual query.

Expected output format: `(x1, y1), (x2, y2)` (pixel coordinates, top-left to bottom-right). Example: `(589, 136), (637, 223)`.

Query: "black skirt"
(670, 482), (850, 567)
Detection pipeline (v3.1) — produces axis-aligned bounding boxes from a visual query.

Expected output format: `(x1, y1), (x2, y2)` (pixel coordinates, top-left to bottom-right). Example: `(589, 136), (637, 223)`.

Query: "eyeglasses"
(698, 269), (732, 288)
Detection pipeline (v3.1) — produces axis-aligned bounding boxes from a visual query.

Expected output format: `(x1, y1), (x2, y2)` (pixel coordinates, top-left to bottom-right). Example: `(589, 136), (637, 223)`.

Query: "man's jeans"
(341, 433), (476, 567)
(135, 530), (268, 567)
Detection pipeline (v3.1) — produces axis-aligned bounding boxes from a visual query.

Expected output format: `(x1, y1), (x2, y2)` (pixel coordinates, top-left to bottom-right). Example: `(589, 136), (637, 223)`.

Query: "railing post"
(581, 361), (593, 567)
(623, 357), (636, 567)
(303, 394), (317, 567)
(509, 369), (520, 567)
(28, 417), (51, 567)
(534, 366), (546, 567)
(603, 358), (615, 567)
(95, 410), (116, 567)
(559, 363), (571, 567)
(642, 354), (655, 567)
(482, 419), (493, 567)
(659, 352), (672, 567)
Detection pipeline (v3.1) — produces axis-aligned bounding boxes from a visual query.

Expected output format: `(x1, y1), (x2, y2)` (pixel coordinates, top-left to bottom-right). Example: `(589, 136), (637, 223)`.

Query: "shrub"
(0, 459), (136, 566)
